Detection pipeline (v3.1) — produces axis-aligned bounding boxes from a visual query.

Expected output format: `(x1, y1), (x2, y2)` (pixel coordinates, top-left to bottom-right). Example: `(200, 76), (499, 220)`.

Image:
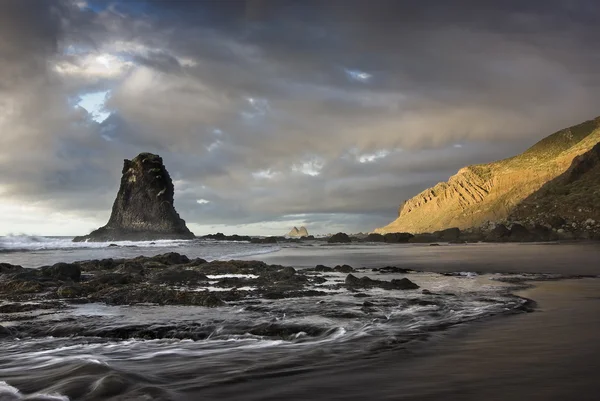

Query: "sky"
(1, 0), (600, 236)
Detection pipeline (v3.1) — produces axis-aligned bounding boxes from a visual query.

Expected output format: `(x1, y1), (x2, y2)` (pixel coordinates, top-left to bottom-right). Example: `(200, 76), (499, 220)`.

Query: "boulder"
(383, 232), (414, 243)
(485, 224), (510, 241)
(334, 264), (355, 273)
(314, 265), (334, 272)
(328, 232), (351, 243)
(0, 263), (23, 274)
(365, 233), (385, 242)
(74, 153), (195, 242)
(42, 262), (81, 281)
(433, 227), (461, 241)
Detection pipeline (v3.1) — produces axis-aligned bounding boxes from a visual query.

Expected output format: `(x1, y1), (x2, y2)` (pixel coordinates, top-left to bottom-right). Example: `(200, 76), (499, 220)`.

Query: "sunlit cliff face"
(1, 0), (600, 235)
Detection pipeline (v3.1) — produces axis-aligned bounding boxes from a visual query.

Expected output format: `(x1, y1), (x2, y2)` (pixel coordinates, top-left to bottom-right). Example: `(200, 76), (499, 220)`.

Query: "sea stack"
(73, 153), (195, 242)
(287, 226), (309, 237)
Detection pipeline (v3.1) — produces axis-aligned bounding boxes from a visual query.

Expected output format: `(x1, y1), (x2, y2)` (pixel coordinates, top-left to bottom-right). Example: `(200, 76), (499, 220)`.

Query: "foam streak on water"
(0, 236), (281, 268)
(0, 267), (528, 400)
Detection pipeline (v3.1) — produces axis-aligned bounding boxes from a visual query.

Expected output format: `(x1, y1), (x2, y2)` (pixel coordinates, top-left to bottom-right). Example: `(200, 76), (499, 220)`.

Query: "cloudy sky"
(1, 0), (600, 236)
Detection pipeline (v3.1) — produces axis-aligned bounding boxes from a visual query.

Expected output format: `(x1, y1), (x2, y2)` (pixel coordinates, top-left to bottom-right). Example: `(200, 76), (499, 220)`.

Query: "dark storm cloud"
(1, 0), (600, 234)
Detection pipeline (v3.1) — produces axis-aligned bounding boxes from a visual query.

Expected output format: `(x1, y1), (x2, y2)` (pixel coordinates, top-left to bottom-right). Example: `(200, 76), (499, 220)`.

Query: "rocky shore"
(0, 253), (422, 318)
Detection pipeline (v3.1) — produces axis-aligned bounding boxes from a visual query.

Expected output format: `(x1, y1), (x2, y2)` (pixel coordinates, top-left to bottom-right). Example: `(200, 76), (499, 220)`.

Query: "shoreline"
(189, 277), (600, 400)
(1, 243), (599, 400)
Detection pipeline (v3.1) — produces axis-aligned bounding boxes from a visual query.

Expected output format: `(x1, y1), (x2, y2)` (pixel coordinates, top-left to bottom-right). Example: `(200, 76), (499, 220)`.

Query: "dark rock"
(73, 153), (195, 242)
(108, 243), (119, 247)
(509, 223), (532, 241)
(0, 325), (12, 338)
(0, 263), (23, 274)
(79, 258), (124, 272)
(327, 232), (351, 243)
(91, 285), (224, 307)
(148, 252), (190, 265)
(365, 233), (385, 242)
(422, 289), (433, 295)
(485, 224), (510, 241)
(390, 278), (420, 290)
(547, 216), (566, 229)
(204, 233), (252, 242)
(531, 224), (555, 241)
(345, 274), (419, 290)
(315, 264), (334, 272)
(334, 264), (355, 273)
(383, 232), (414, 243)
(57, 285), (84, 298)
(150, 267), (209, 285)
(42, 262), (81, 281)
(88, 273), (137, 287)
(375, 266), (413, 274)
(250, 236), (278, 244)
(433, 227), (461, 241)
(0, 279), (43, 294)
(430, 243), (441, 246)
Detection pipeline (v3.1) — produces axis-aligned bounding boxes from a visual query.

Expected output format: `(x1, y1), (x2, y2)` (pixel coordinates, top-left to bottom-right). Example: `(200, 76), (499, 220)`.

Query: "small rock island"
(287, 226), (309, 237)
(73, 153), (195, 242)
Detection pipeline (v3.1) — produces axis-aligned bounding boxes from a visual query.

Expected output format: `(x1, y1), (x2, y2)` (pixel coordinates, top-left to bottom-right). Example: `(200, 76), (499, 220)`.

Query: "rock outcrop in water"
(73, 153), (195, 242)
(287, 226), (309, 237)
(375, 117), (600, 234)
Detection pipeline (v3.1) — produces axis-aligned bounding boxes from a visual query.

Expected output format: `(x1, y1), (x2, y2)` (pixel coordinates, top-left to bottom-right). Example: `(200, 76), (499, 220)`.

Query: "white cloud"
(196, 199), (210, 204)
(292, 158), (324, 176)
(345, 68), (373, 83)
(358, 149), (390, 163)
(252, 169), (280, 180)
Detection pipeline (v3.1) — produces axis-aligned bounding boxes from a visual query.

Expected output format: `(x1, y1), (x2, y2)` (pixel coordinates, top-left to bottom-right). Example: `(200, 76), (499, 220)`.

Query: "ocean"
(1, 237), (599, 400)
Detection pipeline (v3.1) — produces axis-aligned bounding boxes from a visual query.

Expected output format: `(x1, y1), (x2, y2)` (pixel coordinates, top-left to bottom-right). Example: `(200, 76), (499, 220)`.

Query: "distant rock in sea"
(73, 153), (195, 242)
(287, 226), (309, 237)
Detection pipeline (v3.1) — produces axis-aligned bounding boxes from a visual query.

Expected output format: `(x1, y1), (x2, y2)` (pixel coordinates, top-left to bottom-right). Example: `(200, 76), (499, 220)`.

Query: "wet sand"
(194, 278), (600, 401)
(195, 243), (600, 401)
(250, 242), (600, 275)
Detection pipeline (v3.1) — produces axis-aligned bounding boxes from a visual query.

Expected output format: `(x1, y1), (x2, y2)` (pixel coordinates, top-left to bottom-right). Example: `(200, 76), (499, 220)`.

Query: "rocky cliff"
(375, 117), (600, 234)
(509, 141), (600, 238)
(287, 226), (309, 237)
(74, 153), (195, 242)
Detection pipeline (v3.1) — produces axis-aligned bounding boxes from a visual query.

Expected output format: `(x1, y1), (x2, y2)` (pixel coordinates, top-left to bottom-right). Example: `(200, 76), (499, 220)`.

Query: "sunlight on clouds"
(358, 149), (390, 163)
(54, 53), (133, 79)
(0, 201), (104, 236)
(292, 158), (324, 176)
(196, 199), (210, 204)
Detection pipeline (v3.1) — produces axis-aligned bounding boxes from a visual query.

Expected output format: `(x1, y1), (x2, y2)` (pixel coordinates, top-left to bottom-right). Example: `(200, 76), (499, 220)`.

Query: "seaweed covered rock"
(74, 153), (195, 242)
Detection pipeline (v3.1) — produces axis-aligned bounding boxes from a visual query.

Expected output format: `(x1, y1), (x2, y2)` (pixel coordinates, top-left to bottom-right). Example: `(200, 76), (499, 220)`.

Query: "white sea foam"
(0, 235), (191, 252)
(0, 381), (69, 400)
(206, 274), (259, 279)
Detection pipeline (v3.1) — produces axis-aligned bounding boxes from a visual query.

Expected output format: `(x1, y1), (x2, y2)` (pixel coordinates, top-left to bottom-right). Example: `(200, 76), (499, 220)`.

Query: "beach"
(1, 239), (599, 400)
